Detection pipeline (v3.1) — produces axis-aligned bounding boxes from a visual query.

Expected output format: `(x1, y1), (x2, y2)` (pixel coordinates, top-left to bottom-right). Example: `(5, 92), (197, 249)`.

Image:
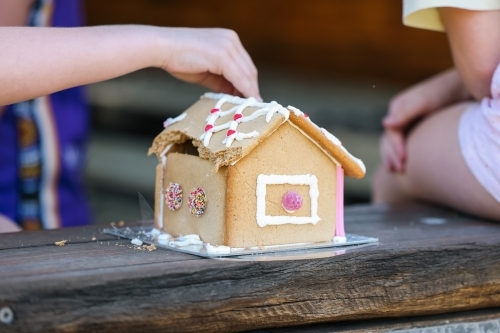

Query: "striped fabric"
(0, 0), (91, 229)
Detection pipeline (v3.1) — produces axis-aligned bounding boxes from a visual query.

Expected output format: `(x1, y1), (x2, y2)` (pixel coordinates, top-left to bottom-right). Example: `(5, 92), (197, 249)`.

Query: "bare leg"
(373, 102), (500, 221)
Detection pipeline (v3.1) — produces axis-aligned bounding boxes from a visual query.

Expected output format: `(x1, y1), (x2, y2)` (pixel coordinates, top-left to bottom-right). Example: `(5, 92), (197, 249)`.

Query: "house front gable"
(224, 121), (338, 247)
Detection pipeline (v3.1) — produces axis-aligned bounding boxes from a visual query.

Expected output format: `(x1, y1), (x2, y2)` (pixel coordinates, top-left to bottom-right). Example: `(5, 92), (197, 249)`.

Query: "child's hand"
(380, 129), (406, 173)
(381, 68), (470, 173)
(158, 28), (261, 100)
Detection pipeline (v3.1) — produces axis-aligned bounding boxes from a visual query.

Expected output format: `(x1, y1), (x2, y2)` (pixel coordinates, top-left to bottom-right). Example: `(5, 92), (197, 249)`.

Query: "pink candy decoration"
(210, 108), (220, 114)
(227, 129), (236, 137)
(233, 113), (243, 121)
(205, 124), (213, 132)
(282, 191), (303, 213)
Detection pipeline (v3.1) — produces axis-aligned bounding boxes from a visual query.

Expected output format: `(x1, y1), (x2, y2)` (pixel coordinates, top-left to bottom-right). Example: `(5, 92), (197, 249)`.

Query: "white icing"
(154, 230), (348, 255)
(205, 243), (231, 254)
(223, 131), (259, 144)
(287, 106), (365, 174)
(320, 128), (342, 146)
(169, 234), (203, 247)
(145, 228), (161, 236)
(287, 105), (304, 116)
(256, 174), (320, 227)
(160, 143), (173, 158)
(131, 238), (143, 246)
(339, 145), (366, 173)
(333, 236), (347, 244)
(201, 93), (290, 147)
(158, 155), (167, 229)
(157, 233), (172, 245)
(163, 112), (187, 128)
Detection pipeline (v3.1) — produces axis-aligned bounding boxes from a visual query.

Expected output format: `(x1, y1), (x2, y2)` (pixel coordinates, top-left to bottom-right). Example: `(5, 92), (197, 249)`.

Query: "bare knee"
(372, 164), (411, 204)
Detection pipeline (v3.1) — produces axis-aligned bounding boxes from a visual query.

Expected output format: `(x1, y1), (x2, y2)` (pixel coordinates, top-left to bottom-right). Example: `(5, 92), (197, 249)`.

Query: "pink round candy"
(282, 191), (303, 213)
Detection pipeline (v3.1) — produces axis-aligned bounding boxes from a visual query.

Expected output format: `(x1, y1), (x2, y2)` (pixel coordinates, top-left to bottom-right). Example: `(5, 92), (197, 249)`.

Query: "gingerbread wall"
(225, 122), (338, 247)
(161, 153), (228, 245)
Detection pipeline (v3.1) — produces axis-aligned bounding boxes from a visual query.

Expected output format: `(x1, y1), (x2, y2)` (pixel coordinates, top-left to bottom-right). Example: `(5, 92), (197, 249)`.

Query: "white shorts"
(458, 63), (500, 203)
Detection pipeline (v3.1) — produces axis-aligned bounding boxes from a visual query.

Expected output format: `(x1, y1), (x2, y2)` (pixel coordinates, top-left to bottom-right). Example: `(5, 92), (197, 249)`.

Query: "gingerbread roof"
(149, 93), (366, 179)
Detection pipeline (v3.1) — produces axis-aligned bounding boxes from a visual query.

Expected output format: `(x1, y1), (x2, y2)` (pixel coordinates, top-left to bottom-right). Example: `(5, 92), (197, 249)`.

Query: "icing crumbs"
(55, 240), (67, 246)
(131, 238), (143, 246)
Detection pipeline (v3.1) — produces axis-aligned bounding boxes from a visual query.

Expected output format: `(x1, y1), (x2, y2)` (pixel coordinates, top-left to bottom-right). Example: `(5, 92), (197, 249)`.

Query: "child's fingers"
(381, 131), (406, 173)
(160, 28), (261, 100)
(384, 139), (401, 172)
(208, 29), (260, 100)
(383, 97), (425, 130)
(223, 35), (260, 98)
(230, 33), (260, 98)
(220, 57), (260, 100)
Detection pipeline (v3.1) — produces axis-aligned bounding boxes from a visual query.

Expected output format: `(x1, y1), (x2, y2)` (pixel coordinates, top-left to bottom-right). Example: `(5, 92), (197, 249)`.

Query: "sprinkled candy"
(165, 182), (183, 210)
(188, 188), (207, 217)
(282, 191), (303, 213)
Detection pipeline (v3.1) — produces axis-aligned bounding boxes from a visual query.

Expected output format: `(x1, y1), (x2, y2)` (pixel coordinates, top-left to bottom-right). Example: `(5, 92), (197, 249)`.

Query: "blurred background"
(83, 0), (453, 223)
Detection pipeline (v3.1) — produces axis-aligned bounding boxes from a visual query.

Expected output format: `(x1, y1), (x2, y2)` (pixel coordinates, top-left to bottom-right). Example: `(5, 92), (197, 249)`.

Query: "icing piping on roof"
(200, 93), (290, 147)
(320, 128), (342, 146)
(286, 106), (366, 173)
(340, 145), (366, 173)
(163, 112), (187, 128)
(287, 106), (342, 146)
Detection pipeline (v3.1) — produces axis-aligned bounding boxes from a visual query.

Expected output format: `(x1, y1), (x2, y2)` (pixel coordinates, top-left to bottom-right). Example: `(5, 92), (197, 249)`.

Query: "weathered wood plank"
(0, 225), (117, 250)
(1, 203), (500, 333)
(0, 239), (196, 280)
(248, 308), (500, 332)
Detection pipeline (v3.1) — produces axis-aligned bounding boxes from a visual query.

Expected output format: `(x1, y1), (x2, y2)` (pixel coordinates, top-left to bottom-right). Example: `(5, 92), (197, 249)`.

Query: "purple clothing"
(0, 0), (91, 228)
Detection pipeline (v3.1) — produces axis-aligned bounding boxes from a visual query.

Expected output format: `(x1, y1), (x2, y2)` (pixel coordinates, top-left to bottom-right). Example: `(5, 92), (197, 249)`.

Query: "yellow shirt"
(403, 0), (500, 31)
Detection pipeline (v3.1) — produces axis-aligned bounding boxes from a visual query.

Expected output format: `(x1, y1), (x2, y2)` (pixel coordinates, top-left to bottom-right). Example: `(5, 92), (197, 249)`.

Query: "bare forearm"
(439, 8), (500, 100)
(421, 68), (471, 111)
(0, 25), (161, 106)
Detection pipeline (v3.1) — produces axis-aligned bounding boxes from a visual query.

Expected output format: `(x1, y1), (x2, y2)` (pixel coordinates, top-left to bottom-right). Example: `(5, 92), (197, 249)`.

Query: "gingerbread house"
(148, 93), (365, 248)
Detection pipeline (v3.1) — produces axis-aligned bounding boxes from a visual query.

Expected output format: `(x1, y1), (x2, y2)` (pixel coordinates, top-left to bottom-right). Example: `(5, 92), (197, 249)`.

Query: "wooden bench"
(1, 203), (500, 332)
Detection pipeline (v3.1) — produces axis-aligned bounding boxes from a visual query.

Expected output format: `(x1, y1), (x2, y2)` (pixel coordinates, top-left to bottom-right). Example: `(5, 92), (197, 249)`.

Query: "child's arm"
(439, 8), (500, 100)
(0, 26), (260, 106)
(380, 68), (471, 172)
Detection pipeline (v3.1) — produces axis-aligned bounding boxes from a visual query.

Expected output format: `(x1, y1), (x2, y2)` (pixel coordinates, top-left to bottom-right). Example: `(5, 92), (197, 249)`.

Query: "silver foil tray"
(103, 226), (378, 259)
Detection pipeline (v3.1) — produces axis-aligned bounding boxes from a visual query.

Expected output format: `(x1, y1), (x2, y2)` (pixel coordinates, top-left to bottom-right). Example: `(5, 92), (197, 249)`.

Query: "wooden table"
(1, 203), (500, 333)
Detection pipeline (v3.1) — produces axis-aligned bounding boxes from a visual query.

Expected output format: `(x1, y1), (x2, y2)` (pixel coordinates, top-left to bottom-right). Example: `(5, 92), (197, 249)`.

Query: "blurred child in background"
(374, 1), (500, 220)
